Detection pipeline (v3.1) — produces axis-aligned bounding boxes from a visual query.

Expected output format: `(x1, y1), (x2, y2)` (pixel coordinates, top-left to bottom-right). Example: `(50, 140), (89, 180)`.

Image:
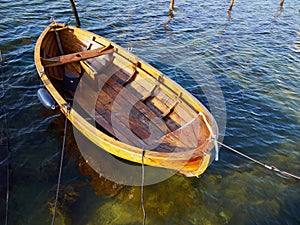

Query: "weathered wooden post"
(170, 0), (175, 12)
(69, 0), (81, 28)
(169, 0), (175, 16)
(228, 0), (234, 11)
(279, 0), (284, 8)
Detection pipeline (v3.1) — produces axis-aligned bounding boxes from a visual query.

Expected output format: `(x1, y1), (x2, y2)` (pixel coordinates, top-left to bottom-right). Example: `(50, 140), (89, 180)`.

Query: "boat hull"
(34, 23), (218, 177)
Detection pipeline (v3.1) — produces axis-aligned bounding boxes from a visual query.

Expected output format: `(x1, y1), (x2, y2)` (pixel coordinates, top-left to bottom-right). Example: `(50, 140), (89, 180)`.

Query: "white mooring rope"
(51, 107), (70, 225)
(141, 149), (146, 225)
(1, 49), (11, 225)
(218, 141), (300, 180)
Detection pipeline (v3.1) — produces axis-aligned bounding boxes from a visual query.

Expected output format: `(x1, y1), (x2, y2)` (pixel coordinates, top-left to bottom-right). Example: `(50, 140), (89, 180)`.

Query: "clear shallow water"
(0, 0), (300, 224)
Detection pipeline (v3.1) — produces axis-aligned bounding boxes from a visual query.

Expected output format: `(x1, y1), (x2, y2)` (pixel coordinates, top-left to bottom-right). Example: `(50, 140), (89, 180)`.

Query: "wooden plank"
(125, 79), (157, 101)
(165, 117), (180, 131)
(97, 73), (171, 136)
(114, 69), (131, 85)
(111, 53), (138, 77)
(74, 77), (138, 146)
(42, 45), (114, 67)
(95, 85), (158, 148)
(91, 50), (198, 125)
(161, 99), (179, 118)
(109, 71), (185, 133)
(78, 57), (203, 152)
(158, 115), (208, 150)
(124, 76), (185, 127)
(135, 66), (200, 118)
(95, 81), (166, 145)
(95, 72), (199, 149)
(93, 76), (155, 146)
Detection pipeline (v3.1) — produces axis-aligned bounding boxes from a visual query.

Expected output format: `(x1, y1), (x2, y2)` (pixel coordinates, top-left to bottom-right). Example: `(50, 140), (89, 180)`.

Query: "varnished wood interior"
(35, 23), (218, 177)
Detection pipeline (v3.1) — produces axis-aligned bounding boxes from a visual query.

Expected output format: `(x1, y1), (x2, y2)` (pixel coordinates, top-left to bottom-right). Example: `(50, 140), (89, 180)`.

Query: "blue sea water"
(0, 0), (299, 224)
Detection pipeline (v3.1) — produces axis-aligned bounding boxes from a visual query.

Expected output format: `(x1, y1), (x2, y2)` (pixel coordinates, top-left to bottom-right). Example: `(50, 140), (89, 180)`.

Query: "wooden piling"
(279, 0), (284, 8)
(170, 0), (175, 12)
(69, 0), (81, 28)
(169, 0), (175, 16)
(228, 0), (234, 11)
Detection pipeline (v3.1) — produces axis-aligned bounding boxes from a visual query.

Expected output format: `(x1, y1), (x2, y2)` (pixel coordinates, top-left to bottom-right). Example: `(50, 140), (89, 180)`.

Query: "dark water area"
(0, 0), (300, 224)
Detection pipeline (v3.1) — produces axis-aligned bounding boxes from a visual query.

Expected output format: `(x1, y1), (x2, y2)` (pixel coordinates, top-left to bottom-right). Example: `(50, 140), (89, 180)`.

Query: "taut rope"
(141, 149), (146, 225)
(51, 106), (70, 225)
(1, 50), (11, 225)
(218, 141), (300, 180)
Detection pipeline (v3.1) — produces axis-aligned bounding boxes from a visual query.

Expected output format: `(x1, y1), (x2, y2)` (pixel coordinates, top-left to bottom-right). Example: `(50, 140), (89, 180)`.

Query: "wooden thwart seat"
(42, 45), (114, 67)
(74, 53), (202, 151)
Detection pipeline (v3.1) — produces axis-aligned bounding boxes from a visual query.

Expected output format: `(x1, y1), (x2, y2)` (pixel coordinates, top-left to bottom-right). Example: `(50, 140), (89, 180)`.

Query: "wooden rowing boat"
(35, 22), (218, 177)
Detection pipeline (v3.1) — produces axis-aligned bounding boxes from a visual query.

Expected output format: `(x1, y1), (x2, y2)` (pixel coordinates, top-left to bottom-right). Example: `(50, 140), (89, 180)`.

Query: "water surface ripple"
(0, 0), (299, 224)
